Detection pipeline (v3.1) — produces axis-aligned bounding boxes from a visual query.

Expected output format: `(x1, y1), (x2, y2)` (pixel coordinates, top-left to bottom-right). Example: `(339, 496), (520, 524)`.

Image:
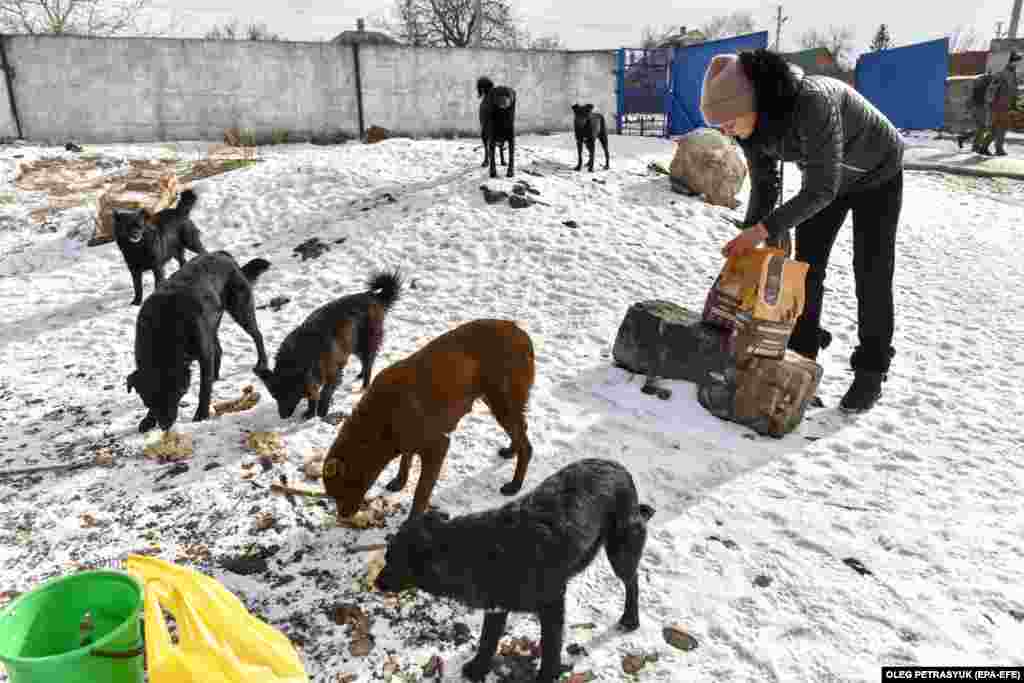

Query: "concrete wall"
(3, 35), (359, 143)
(0, 35), (615, 144)
(358, 46), (615, 137)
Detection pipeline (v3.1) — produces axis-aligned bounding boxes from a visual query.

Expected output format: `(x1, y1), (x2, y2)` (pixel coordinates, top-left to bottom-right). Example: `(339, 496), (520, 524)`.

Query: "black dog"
(476, 77), (507, 168)
(375, 458), (655, 683)
(478, 76), (516, 179)
(572, 103), (609, 172)
(256, 270), (403, 420)
(113, 188), (206, 306)
(127, 250), (270, 432)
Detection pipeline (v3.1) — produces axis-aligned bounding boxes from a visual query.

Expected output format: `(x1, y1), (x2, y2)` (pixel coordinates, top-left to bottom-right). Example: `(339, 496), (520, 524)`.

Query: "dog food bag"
(704, 247), (809, 360)
(732, 349), (823, 437)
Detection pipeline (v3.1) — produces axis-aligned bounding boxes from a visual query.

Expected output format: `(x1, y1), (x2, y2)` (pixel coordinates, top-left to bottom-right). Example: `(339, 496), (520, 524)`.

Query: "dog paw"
(617, 615), (640, 631)
(138, 415), (157, 433)
(192, 409), (209, 422)
(574, 165), (582, 171)
(500, 480), (523, 496)
(130, 299), (141, 306)
(461, 658), (492, 682)
(506, 171), (514, 178)
(385, 477), (406, 492)
(498, 446), (516, 459)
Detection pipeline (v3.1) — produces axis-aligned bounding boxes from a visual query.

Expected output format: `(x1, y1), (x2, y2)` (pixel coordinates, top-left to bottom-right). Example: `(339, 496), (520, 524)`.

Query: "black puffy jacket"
(739, 67), (904, 240)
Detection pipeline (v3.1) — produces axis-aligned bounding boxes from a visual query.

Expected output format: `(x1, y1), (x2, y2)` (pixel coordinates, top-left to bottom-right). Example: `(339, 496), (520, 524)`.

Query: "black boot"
(839, 370), (885, 413)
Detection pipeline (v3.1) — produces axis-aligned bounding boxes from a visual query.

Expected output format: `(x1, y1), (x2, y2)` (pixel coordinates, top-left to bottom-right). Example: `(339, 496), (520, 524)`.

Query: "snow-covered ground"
(1, 132), (1023, 682)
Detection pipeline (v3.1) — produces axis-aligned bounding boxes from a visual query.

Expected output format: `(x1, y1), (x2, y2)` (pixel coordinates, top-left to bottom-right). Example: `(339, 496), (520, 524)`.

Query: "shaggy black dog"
(476, 77), (507, 168)
(113, 188), (206, 305)
(127, 250), (270, 432)
(477, 76), (516, 178)
(256, 270), (403, 420)
(571, 103), (609, 172)
(375, 458), (655, 683)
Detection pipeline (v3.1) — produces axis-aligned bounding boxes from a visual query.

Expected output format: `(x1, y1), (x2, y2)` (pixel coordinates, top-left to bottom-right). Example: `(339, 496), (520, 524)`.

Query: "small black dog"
(476, 77), (507, 168)
(256, 269), (403, 420)
(127, 250), (270, 432)
(478, 76), (516, 179)
(113, 188), (206, 306)
(572, 104), (609, 172)
(375, 458), (655, 683)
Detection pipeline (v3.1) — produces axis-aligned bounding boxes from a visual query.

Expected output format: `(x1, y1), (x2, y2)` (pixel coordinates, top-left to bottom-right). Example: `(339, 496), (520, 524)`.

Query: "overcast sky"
(149, 0), (1016, 57)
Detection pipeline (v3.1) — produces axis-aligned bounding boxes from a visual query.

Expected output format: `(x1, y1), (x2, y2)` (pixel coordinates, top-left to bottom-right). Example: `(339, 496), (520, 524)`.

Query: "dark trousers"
(787, 171), (902, 374)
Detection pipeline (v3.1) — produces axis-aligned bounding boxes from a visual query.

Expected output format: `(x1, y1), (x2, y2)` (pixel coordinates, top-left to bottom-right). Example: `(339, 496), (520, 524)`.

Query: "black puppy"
(476, 77), (507, 168)
(127, 250), (270, 432)
(256, 269), (403, 420)
(113, 188), (206, 306)
(479, 78), (517, 179)
(375, 458), (655, 683)
(572, 103), (609, 172)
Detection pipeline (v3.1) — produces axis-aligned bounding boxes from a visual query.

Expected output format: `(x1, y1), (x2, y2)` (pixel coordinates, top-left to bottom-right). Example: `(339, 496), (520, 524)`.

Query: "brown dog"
(322, 319), (535, 521)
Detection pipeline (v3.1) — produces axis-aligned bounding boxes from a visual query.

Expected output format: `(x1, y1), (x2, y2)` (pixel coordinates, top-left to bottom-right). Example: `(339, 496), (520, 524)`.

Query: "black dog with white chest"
(127, 250), (270, 432)
(571, 103), (610, 172)
(375, 458), (655, 683)
(113, 188), (206, 305)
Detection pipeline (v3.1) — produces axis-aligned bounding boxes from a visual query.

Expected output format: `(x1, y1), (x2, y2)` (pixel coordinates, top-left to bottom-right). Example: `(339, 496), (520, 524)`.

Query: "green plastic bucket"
(0, 570), (144, 683)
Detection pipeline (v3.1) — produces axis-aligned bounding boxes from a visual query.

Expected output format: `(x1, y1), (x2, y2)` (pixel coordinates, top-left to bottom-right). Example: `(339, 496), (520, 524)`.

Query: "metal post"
(351, 43), (365, 140)
(1010, 0), (1023, 39)
(0, 35), (23, 140)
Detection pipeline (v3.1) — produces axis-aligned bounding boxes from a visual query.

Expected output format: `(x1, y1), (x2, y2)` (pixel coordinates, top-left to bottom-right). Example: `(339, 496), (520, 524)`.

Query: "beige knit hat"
(700, 54), (756, 126)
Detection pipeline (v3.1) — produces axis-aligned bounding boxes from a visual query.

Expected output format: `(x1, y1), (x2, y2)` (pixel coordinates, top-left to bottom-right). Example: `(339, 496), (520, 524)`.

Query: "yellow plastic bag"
(124, 555), (308, 683)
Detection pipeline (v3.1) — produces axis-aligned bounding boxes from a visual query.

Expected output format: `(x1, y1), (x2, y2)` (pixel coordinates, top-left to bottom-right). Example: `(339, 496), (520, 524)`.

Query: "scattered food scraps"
(213, 385), (261, 416)
(143, 431), (193, 462)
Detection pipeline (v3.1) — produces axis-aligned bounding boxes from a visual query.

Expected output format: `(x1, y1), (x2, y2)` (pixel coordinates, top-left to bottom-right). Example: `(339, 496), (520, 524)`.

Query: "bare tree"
(639, 24), (674, 48)
(0, 0), (163, 35)
(799, 24), (857, 68)
(948, 24), (982, 53)
(204, 19), (282, 41)
(378, 0), (523, 48)
(700, 11), (759, 40)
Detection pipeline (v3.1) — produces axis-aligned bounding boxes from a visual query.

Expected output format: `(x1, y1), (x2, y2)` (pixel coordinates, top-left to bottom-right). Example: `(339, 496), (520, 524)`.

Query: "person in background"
(987, 51), (1021, 157)
(699, 48), (904, 413)
(956, 69), (993, 155)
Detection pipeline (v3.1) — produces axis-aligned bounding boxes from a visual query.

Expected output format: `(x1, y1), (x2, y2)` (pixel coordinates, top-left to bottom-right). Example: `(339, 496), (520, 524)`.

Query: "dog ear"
(635, 503), (655, 522)
(126, 371), (137, 393)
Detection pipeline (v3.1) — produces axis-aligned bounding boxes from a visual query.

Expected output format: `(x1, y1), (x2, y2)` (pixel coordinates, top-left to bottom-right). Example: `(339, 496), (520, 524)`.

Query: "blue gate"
(855, 38), (948, 130)
(616, 48), (672, 136)
(667, 31), (770, 136)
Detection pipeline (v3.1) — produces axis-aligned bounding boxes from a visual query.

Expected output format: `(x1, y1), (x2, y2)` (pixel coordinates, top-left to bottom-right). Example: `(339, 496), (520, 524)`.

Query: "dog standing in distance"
(476, 77), (506, 168)
(322, 319), (535, 521)
(375, 458), (656, 683)
(256, 270), (403, 420)
(478, 77), (517, 178)
(113, 188), (206, 305)
(127, 250), (270, 432)
(572, 103), (610, 172)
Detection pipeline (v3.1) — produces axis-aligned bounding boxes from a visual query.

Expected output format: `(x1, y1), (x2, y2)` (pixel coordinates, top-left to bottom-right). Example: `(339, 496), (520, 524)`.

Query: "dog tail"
(366, 269), (403, 310)
(174, 188), (199, 216)
(241, 258), (272, 282)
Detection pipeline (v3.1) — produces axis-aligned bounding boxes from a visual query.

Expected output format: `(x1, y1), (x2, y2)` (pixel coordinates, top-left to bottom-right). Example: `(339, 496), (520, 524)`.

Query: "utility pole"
(1009, 0), (1022, 39)
(472, 0), (483, 47)
(774, 5), (789, 51)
